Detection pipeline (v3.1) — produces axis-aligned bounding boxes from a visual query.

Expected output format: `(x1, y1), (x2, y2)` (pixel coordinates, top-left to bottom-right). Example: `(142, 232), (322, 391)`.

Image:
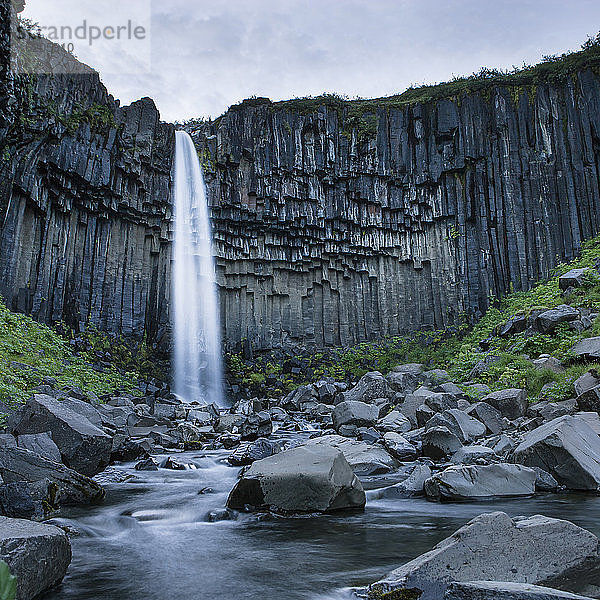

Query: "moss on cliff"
(0, 299), (141, 407)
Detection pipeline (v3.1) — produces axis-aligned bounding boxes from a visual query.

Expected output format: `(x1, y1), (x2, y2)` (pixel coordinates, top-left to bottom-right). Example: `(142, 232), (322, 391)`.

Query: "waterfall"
(172, 130), (224, 407)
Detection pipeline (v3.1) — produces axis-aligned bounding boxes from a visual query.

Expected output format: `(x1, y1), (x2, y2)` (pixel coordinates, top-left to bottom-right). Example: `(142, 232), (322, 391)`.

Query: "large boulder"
(512, 416), (600, 490)
(371, 511), (599, 600)
(226, 445), (365, 513)
(576, 386), (600, 413)
(17, 433), (61, 463)
(227, 438), (281, 466)
(0, 517), (71, 600)
(0, 480), (59, 520)
(0, 446), (104, 505)
(466, 402), (505, 435)
(382, 432), (417, 461)
(559, 268), (591, 290)
(332, 401), (378, 431)
(304, 435), (398, 476)
(341, 372), (396, 404)
(10, 395), (111, 476)
(445, 581), (594, 600)
(424, 464), (536, 501)
(535, 305), (579, 334)
(376, 464), (432, 499)
(482, 389), (528, 420)
(571, 337), (600, 360)
(421, 426), (463, 459)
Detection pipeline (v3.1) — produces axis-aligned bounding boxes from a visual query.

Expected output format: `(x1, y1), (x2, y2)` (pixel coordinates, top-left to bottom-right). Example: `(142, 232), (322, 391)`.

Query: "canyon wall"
(0, 2), (175, 345)
(192, 72), (600, 350)
(2, 2), (600, 353)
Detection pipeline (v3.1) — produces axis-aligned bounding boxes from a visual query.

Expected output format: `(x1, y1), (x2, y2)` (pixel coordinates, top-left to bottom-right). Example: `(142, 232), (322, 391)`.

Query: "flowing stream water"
(172, 130), (224, 406)
(46, 439), (600, 600)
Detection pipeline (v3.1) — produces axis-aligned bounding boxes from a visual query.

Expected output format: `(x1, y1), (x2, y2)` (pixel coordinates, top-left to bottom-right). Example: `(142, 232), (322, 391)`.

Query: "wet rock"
(532, 467), (560, 492)
(304, 435), (398, 476)
(240, 412), (273, 441)
(226, 445), (365, 513)
(17, 433), (61, 463)
(372, 511), (599, 599)
(576, 386), (600, 413)
(206, 508), (237, 522)
(451, 445), (497, 465)
(0, 480), (59, 520)
(382, 432), (417, 461)
(445, 581), (594, 600)
(466, 402), (505, 435)
(424, 464), (536, 501)
(482, 389), (528, 420)
(513, 415), (600, 490)
(378, 410), (412, 433)
(332, 401), (379, 432)
(377, 464), (431, 499)
(574, 371), (600, 396)
(215, 414), (245, 433)
(227, 438), (281, 466)
(10, 394), (111, 476)
(158, 457), (187, 470)
(280, 385), (315, 411)
(421, 427), (463, 460)
(134, 457), (159, 471)
(0, 516), (71, 600)
(0, 445), (104, 505)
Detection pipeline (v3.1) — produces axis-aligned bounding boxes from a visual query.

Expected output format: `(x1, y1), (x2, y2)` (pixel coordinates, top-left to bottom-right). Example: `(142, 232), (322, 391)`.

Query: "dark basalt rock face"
(190, 73), (600, 351)
(0, 0), (175, 347)
(2, 0), (600, 353)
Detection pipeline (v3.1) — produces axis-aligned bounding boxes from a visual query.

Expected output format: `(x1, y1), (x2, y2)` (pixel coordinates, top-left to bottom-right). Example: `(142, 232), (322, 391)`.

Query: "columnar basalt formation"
(0, 2), (175, 345)
(2, 2), (600, 353)
(190, 71), (600, 350)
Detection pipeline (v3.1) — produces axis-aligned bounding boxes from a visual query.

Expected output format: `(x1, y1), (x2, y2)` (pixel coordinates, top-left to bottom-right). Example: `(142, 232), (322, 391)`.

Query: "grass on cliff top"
(272, 32), (600, 114)
(229, 233), (600, 404)
(0, 300), (141, 407)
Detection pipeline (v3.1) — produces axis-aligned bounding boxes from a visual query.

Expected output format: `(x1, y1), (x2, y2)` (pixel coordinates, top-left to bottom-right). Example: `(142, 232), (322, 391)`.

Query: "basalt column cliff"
(0, 1), (175, 345)
(192, 73), (600, 350)
(2, 4), (600, 352)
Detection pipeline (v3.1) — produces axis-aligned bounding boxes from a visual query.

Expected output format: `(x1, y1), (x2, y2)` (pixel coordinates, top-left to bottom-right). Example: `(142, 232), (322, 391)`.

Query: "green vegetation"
(369, 585), (422, 600)
(229, 233), (600, 404)
(51, 102), (117, 136)
(0, 560), (17, 600)
(0, 299), (141, 407)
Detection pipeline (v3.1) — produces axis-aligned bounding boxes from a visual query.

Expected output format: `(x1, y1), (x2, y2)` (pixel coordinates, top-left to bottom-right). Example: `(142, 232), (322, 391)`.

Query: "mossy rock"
(368, 584), (422, 600)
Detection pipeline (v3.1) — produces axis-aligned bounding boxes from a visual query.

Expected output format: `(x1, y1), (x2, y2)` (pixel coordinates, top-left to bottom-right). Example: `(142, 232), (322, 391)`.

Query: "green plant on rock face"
(368, 585), (422, 600)
(0, 560), (16, 600)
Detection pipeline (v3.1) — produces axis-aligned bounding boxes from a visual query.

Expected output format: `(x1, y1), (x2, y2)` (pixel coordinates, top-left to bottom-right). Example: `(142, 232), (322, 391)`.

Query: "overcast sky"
(21, 0), (600, 122)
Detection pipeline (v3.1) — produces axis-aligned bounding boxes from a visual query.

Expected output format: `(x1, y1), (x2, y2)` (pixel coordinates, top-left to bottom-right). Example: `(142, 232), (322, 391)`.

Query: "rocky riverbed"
(2, 341), (600, 598)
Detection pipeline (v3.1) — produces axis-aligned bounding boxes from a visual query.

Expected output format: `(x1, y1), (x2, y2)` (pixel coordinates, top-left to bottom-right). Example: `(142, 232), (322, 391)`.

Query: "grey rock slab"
(535, 305), (579, 334)
(424, 464), (536, 501)
(378, 410), (412, 433)
(382, 432), (417, 461)
(342, 372), (397, 403)
(332, 401), (379, 431)
(574, 371), (600, 397)
(0, 516), (71, 600)
(451, 445), (498, 465)
(445, 581), (594, 600)
(10, 394), (111, 476)
(513, 415), (600, 490)
(17, 432), (61, 463)
(372, 511), (599, 600)
(226, 445), (365, 513)
(0, 445), (104, 505)
(421, 426), (463, 460)
(304, 435), (398, 476)
(376, 464), (432, 499)
(482, 389), (528, 420)
(572, 337), (600, 360)
(467, 402), (505, 435)
(559, 268), (591, 291)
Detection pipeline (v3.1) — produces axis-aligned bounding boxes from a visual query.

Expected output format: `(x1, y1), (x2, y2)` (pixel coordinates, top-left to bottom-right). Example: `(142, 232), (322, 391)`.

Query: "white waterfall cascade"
(172, 130), (224, 406)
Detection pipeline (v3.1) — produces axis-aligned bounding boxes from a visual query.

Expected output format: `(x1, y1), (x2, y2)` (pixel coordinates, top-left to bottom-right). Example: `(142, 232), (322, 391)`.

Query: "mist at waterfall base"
(172, 130), (224, 407)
